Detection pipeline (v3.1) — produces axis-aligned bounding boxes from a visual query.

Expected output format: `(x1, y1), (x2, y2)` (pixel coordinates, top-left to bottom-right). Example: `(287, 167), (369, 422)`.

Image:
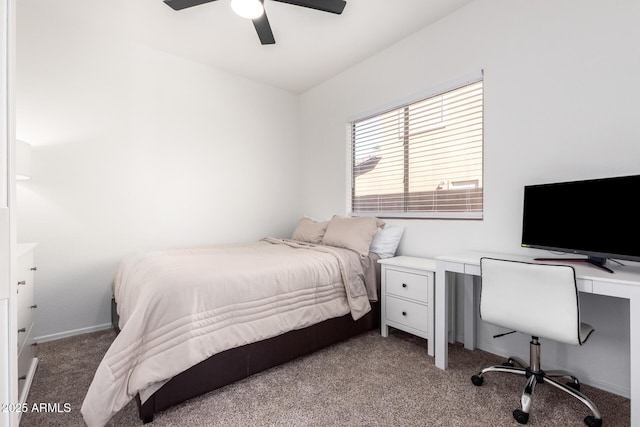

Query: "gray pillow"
(322, 215), (384, 257)
(291, 217), (329, 244)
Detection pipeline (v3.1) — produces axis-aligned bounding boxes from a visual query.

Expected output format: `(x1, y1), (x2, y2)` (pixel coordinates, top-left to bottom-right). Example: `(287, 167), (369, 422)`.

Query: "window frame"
(347, 71), (484, 220)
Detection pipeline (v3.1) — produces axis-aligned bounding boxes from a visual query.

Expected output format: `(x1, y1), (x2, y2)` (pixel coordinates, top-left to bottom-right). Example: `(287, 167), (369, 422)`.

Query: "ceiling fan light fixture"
(230, 0), (264, 19)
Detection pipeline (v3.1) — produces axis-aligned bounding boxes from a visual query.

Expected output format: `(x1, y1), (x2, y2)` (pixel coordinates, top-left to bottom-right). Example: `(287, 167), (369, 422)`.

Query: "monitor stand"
(534, 256), (614, 273)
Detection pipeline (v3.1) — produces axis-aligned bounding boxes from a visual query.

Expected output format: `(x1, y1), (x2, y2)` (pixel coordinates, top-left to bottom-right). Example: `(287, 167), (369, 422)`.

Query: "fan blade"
(271, 0), (346, 14)
(164, 0), (217, 11)
(253, 11), (276, 45)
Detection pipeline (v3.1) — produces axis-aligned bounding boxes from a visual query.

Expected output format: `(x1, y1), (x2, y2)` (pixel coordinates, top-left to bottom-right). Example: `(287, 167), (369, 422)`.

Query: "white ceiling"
(126, 0), (476, 93)
(20, 0), (476, 94)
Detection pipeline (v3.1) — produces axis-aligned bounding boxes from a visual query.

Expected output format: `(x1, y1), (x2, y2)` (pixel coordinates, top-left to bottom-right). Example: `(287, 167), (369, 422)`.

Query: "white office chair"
(470, 258), (603, 427)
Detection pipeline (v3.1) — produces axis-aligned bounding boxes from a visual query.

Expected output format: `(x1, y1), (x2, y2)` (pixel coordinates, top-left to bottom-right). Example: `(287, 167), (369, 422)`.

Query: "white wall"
(14, 0), (640, 398)
(15, 1), (302, 340)
(299, 0), (640, 396)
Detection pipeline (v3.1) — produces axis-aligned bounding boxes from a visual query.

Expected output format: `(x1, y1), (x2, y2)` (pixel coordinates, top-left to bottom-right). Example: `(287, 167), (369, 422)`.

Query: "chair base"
(471, 343), (602, 426)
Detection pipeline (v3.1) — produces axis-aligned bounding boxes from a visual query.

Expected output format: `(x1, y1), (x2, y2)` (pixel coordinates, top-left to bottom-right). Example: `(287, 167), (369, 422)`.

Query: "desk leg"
(435, 262), (448, 370)
(630, 287), (640, 427)
(463, 274), (476, 350)
(448, 272), (456, 344)
(381, 267), (388, 338)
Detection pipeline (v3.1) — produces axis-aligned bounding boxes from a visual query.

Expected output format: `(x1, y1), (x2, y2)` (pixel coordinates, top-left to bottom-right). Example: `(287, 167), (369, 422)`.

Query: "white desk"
(434, 251), (640, 426)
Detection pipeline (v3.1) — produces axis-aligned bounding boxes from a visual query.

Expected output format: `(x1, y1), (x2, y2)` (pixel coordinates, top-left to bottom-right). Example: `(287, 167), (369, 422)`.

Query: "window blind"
(350, 78), (484, 219)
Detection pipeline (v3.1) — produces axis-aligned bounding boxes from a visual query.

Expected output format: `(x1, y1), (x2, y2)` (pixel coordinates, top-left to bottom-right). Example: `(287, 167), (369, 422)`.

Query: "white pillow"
(369, 226), (404, 258)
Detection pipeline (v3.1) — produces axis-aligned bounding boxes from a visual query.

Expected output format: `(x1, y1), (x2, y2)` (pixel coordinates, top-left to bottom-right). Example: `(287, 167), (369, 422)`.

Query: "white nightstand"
(379, 256), (436, 356)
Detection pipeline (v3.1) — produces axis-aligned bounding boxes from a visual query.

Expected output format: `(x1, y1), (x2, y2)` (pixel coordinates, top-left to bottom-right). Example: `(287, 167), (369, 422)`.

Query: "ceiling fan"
(164, 0), (347, 45)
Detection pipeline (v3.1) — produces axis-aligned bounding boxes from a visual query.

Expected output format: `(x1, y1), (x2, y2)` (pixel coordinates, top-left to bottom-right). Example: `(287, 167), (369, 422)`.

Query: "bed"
(81, 216), (404, 426)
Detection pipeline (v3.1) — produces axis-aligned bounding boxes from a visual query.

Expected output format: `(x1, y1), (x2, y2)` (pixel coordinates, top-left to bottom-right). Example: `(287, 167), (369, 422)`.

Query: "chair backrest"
(479, 257), (583, 345)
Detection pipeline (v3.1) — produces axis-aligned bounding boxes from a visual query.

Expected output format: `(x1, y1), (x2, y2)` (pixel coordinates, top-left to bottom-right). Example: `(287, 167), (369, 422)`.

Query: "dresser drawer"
(17, 322), (33, 354)
(385, 269), (430, 303)
(385, 295), (429, 333)
(15, 243), (39, 408)
(17, 326), (36, 401)
(17, 284), (35, 340)
(16, 248), (35, 294)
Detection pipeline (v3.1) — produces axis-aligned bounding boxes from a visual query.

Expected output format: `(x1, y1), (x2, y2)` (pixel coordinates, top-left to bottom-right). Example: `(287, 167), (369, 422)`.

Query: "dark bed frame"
(111, 298), (380, 424)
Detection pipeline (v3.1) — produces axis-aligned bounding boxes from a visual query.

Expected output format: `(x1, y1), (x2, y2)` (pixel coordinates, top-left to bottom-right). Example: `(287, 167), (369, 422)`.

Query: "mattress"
(81, 238), (379, 427)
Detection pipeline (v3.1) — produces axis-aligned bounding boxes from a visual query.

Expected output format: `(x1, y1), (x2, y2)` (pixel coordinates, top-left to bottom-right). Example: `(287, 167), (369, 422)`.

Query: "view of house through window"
(350, 78), (484, 219)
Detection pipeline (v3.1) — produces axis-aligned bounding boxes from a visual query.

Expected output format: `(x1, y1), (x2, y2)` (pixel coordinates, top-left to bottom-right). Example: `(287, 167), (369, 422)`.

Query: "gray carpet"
(21, 329), (630, 426)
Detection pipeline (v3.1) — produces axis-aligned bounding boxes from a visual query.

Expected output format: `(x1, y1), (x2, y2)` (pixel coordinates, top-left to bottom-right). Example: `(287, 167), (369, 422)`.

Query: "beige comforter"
(81, 238), (377, 427)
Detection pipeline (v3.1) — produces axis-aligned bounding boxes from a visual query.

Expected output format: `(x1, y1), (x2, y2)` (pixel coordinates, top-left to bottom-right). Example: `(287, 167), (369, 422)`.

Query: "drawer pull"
(30, 304), (38, 309)
(402, 283), (407, 288)
(18, 328), (26, 333)
(402, 311), (407, 316)
(18, 280), (26, 286)
(18, 375), (26, 381)
(31, 267), (37, 271)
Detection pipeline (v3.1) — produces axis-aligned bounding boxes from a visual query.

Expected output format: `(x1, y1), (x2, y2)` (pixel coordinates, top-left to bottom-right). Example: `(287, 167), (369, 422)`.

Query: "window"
(350, 76), (484, 219)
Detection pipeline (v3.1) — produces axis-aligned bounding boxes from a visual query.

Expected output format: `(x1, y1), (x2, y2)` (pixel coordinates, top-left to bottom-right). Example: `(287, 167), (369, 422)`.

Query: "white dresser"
(379, 256), (436, 356)
(16, 243), (38, 405)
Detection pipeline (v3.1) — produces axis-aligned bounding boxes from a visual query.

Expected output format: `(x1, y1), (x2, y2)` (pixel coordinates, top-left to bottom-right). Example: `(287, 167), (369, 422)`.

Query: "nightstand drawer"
(385, 269), (430, 303)
(385, 296), (429, 333)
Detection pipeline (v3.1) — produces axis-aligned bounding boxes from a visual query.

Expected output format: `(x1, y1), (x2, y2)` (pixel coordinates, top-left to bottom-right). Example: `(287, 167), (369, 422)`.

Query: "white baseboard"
(34, 323), (112, 343)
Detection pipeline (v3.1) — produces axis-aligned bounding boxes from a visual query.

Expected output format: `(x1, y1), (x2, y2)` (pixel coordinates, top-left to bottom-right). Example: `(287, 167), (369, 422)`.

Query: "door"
(1, 0), (17, 425)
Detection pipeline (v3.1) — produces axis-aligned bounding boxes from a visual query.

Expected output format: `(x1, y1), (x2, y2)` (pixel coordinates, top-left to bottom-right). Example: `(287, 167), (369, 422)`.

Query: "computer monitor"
(521, 174), (640, 273)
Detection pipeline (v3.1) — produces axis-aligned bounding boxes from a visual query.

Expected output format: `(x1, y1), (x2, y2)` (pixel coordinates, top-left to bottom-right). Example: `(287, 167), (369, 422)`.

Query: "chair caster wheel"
(584, 415), (602, 427)
(513, 409), (529, 424)
(471, 375), (484, 386)
(502, 360), (514, 367)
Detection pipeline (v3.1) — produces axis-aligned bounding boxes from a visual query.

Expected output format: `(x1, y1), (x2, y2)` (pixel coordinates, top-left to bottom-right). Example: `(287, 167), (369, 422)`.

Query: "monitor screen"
(521, 174), (640, 265)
